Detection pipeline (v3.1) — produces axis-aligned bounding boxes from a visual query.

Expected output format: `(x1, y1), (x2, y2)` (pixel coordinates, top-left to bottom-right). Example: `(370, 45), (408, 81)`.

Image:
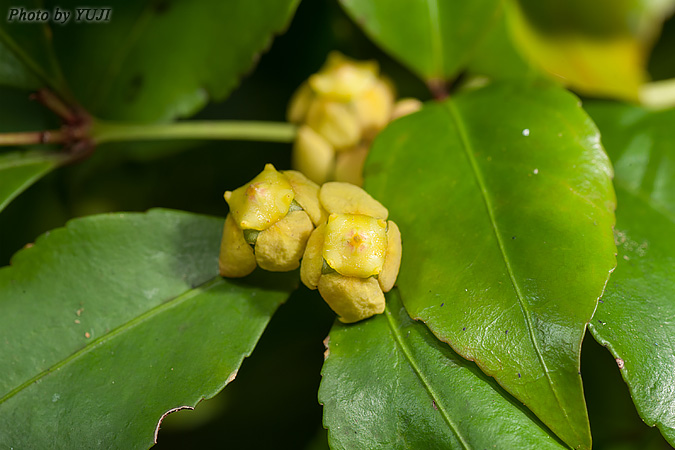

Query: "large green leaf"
(0, 0), (300, 121)
(586, 102), (675, 445)
(57, 0), (300, 121)
(320, 289), (566, 449)
(0, 209), (295, 448)
(0, 150), (63, 212)
(339, 0), (500, 84)
(364, 82), (617, 449)
(505, 0), (675, 100)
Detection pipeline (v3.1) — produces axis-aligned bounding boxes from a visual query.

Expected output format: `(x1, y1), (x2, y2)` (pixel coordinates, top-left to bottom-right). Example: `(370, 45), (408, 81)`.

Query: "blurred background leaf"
(505, 0), (675, 100)
(0, 0), (69, 94)
(0, 0), (302, 121)
(339, 0), (501, 87)
(586, 102), (675, 445)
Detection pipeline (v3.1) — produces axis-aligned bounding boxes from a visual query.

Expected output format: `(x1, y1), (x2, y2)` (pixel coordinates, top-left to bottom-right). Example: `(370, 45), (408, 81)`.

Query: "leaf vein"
(0, 277), (224, 406)
(443, 100), (574, 429)
(384, 304), (471, 449)
(425, 0), (444, 78)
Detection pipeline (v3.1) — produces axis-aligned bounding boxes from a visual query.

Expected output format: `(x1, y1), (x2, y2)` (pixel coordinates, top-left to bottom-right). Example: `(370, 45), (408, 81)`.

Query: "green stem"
(91, 120), (298, 145)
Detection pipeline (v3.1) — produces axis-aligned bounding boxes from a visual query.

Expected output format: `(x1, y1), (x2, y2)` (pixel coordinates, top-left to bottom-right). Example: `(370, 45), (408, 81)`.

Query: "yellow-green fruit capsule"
(220, 163), (325, 277)
(219, 213), (257, 278)
(378, 220), (402, 292)
(319, 182), (389, 219)
(299, 181), (402, 323)
(318, 274), (385, 323)
(255, 210), (314, 272)
(225, 163), (294, 231)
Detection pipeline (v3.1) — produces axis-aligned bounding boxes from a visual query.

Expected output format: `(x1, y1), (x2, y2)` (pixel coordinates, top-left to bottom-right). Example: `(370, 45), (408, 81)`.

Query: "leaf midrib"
(425, 0), (444, 78)
(443, 101), (575, 431)
(384, 304), (471, 449)
(0, 276), (224, 405)
(0, 154), (59, 171)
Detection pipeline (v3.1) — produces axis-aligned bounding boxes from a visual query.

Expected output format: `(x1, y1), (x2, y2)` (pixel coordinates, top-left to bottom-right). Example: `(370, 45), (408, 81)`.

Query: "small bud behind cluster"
(287, 52), (421, 186)
(219, 165), (402, 323)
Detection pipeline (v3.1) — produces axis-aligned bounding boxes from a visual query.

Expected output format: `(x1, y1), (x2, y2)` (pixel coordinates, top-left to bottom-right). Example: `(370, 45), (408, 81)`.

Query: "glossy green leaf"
(339, 0), (500, 83)
(505, 0), (675, 100)
(0, 150), (63, 212)
(0, 209), (295, 448)
(320, 289), (566, 449)
(364, 82), (617, 449)
(585, 102), (675, 445)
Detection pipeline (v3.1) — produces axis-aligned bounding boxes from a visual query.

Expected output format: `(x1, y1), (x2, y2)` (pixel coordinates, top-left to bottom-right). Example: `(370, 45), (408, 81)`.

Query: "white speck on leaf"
(52, 393), (60, 403)
(522, 129), (530, 136)
(533, 169), (539, 175)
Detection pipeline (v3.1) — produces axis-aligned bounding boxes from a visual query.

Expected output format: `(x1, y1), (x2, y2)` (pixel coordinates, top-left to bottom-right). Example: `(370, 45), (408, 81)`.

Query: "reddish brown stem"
(427, 79), (449, 101)
(30, 89), (78, 124)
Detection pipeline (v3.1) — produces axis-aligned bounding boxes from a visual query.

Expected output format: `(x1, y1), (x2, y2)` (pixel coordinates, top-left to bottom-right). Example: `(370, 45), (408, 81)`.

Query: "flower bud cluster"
(287, 52), (421, 186)
(219, 165), (401, 323)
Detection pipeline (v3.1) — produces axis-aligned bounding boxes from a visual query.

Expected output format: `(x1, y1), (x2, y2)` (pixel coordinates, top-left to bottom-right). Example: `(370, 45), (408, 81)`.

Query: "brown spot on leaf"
(323, 336), (330, 360)
(226, 370), (238, 384)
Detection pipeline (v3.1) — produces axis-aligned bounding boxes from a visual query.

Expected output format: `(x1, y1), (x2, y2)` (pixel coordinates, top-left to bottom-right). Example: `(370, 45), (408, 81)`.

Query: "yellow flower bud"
(306, 100), (360, 150)
(288, 52), (416, 186)
(333, 145), (369, 186)
(318, 274), (385, 324)
(282, 170), (328, 226)
(292, 126), (334, 185)
(378, 221), (402, 292)
(300, 182), (402, 323)
(287, 82), (313, 124)
(391, 98), (423, 121)
(255, 211), (314, 272)
(323, 214), (387, 278)
(353, 78), (395, 138)
(319, 182), (388, 219)
(219, 213), (257, 278)
(219, 164), (325, 277)
(309, 51), (378, 101)
(225, 163), (294, 231)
